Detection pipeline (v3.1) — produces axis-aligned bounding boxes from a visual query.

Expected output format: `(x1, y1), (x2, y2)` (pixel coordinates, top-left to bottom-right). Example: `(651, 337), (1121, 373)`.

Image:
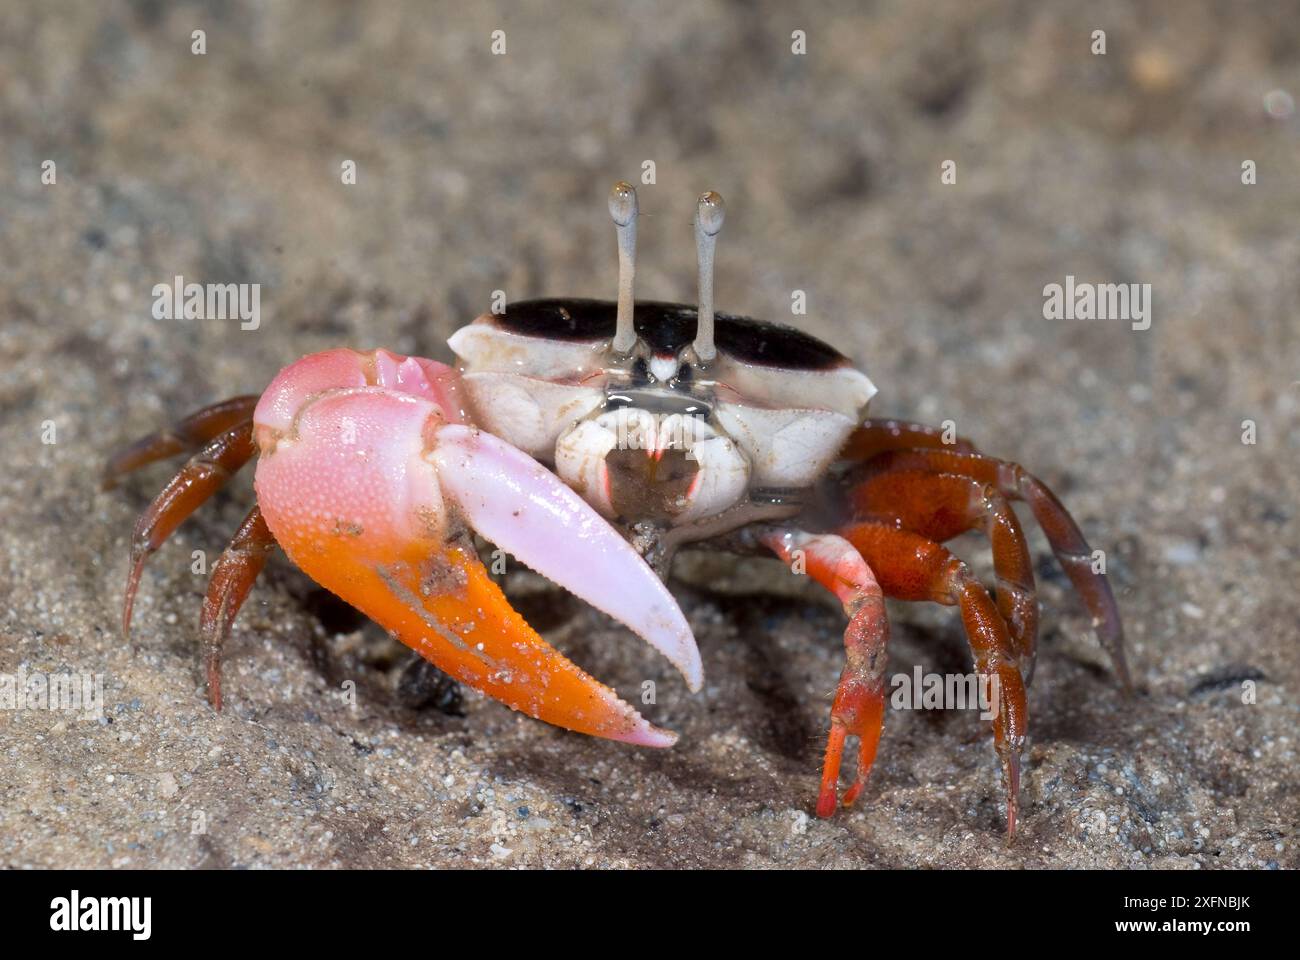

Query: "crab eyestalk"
(609, 181), (639, 355)
(692, 190), (725, 363)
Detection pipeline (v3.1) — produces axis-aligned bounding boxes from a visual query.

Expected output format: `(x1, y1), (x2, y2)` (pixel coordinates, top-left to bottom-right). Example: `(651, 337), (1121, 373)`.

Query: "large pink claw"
(252, 348), (700, 746)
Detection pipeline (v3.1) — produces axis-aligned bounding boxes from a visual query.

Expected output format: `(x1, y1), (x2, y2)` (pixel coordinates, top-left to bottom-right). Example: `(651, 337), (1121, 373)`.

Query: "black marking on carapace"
(495, 298), (848, 370)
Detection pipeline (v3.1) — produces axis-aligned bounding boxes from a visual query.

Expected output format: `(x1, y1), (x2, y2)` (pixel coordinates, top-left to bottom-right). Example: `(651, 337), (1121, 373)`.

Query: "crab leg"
(102, 395), (258, 489)
(752, 527), (890, 818)
(251, 349), (701, 745)
(122, 421), (257, 639)
(852, 446), (1129, 690)
(838, 520), (1027, 836)
(845, 469), (1040, 679)
(839, 418), (977, 462)
(200, 506), (276, 710)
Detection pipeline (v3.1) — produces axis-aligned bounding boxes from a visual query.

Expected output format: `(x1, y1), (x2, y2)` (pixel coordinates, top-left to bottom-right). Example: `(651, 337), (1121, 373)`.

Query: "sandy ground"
(1, 1), (1296, 869)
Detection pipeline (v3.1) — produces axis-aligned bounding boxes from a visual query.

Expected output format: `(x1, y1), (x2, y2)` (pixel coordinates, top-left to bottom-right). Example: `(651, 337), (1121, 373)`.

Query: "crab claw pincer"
(251, 348), (700, 746)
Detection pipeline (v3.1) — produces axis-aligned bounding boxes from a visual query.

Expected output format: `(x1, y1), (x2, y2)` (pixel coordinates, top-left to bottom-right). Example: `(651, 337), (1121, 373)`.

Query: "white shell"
(448, 312), (878, 527)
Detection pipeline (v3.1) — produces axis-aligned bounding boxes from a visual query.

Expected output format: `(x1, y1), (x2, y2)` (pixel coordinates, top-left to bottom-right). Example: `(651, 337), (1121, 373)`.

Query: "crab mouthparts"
(605, 446), (702, 520)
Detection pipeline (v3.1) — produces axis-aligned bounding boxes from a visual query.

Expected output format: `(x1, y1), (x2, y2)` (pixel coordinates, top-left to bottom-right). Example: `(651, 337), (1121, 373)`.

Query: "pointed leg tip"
(122, 556), (148, 640)
(815, 791), (838, 819)
(205, 665), (224, 712)
(1004, 751), (1021, 839)
(1113, 655), (1135, 695)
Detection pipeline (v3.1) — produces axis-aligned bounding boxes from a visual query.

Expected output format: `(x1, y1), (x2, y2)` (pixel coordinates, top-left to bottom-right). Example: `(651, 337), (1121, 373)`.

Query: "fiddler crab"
(108, 182), (1129, 835)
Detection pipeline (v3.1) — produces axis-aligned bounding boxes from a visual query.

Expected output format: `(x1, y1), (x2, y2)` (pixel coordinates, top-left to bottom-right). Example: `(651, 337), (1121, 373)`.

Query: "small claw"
(432, 424), (703, 692)
(816, 669), (886, 818)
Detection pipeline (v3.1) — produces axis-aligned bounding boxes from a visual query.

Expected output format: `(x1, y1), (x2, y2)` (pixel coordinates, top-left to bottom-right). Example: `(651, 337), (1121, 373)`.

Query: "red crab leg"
(851, 446), (1129, 690)
(755, 527), (890, 818)
(839, 418), (977, 462)
(251, 349), (701, 745)
(122, 421), (257, 639)
(838, 520), (1028, 836)
(200, 506), (276, 710)
(844, 469), (1040, 679)
(102, 395), (258, 489)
